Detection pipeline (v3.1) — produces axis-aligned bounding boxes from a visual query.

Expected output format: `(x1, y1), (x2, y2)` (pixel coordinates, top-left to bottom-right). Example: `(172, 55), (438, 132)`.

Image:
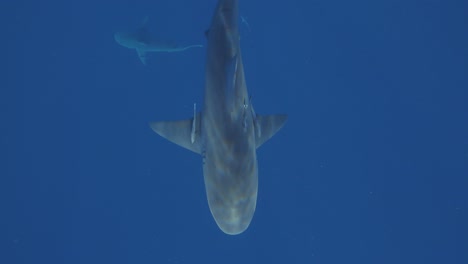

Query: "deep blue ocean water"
(2, 0), (467, 263)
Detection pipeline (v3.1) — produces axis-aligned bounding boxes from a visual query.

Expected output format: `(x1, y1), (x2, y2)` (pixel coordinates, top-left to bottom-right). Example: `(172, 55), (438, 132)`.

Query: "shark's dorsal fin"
(255, 114), (287, 149)
(150, 113), (202, 154)
(135, 16), (152, 44)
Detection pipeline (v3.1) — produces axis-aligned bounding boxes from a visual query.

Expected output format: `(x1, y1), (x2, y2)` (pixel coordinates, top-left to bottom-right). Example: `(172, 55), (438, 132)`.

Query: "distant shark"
(149, 0), (287, 235)
(114, 17), (202, 64)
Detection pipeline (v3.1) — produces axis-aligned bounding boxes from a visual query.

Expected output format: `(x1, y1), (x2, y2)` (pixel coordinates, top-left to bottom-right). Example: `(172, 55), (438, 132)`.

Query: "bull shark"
(149, 0), (287, 235)
(114, 17), (203, 65)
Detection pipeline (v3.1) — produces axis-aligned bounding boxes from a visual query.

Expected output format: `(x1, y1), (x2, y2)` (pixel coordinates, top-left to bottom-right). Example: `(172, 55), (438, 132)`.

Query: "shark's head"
(204, 153), (259, 235)
(114, 31), (129, 46)
(114, 31), (142, 49)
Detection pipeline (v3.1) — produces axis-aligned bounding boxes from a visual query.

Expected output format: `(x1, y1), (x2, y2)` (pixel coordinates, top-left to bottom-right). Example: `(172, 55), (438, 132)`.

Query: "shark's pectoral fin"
(255, 114), (288, 149)
(136, 49), (148, 65)
(150, 113), (202, 154)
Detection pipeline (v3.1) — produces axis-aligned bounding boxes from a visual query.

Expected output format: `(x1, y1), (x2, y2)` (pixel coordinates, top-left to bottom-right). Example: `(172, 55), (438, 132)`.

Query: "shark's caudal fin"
(255, 114), (288, 149)
(149, 112), (202, 154)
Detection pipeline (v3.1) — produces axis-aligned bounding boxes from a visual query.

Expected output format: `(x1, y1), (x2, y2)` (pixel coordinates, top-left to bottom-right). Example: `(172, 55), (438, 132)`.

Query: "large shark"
(114, 17), (202, 64)
(149, 0), (287, 235)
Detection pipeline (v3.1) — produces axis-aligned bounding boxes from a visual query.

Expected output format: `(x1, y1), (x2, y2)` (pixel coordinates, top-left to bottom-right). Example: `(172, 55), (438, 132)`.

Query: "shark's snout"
(114, 31), (136, 50)
(114, 32), (124, 45)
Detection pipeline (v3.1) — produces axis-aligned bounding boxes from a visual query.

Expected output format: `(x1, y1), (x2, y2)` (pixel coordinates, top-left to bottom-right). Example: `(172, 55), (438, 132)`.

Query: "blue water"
(2, 0), (467, 263)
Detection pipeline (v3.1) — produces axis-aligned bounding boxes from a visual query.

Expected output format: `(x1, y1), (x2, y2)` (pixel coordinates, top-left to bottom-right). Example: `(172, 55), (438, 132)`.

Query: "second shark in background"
(114, 17), (202, 65)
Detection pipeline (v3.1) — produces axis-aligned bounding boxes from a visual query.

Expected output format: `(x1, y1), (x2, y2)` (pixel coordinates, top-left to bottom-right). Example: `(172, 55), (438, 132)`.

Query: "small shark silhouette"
(114, 17), (202, 64)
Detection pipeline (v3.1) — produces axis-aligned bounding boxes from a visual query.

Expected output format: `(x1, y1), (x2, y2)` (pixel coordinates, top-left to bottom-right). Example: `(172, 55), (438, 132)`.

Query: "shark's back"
(149, 0), (287, 235)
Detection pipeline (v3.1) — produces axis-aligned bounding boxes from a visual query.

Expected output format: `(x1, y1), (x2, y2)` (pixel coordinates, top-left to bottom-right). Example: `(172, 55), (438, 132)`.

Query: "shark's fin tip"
(255, 114), (288, 148)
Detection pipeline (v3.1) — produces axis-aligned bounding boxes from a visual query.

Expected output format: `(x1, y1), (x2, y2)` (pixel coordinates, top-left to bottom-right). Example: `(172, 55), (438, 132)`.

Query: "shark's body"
(150, 0), (287, 235)
(114, 18), (202, 64)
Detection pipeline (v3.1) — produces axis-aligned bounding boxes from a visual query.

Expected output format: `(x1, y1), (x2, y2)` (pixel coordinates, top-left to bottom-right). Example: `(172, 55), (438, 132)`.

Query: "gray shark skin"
(114, 18), (202, 64)
(149, 0), (287, 235)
